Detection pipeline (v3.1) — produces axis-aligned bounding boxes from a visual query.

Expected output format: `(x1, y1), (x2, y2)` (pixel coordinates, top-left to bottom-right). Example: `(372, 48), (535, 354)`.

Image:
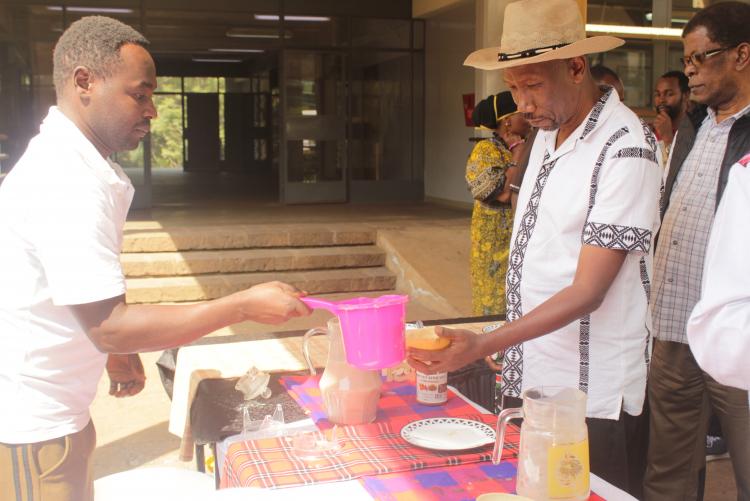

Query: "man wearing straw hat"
(408, 0), (662, 495)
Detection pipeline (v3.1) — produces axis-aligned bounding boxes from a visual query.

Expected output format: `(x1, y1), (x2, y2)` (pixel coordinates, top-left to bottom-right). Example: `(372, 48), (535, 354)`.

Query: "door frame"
(280, 49), (348, 204)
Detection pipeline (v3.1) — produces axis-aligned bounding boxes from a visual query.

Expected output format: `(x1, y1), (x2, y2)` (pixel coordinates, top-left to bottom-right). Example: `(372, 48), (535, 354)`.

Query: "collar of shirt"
(705, 101), (750, 127)
(39, 106), (130, 189)
(541, 86), (619, 162)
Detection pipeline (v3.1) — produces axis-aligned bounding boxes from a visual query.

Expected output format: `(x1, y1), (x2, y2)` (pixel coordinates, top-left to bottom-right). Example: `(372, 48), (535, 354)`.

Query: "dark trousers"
(644, 340), (750, 501)
(502, 395), (648, 499)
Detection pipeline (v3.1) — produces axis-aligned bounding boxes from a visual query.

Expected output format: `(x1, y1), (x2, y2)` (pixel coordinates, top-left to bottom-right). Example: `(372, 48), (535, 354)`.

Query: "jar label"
(416, 371), (448, 404)
(547, 438), (590, 498)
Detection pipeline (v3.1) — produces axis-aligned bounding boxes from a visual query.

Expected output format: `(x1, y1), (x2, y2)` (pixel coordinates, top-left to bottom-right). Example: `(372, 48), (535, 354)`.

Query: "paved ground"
(89, 174), (736, 498)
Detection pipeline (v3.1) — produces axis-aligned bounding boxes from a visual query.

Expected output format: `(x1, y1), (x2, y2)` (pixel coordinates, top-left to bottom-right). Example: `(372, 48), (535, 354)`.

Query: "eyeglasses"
(679, 46), (736, 68)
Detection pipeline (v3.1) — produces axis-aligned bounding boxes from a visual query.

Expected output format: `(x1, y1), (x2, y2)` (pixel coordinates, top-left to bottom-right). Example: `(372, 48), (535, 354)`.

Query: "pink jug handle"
(300, 297), (339, 313)
(302, 327), (329, 376)
(493, 406), (523, 464)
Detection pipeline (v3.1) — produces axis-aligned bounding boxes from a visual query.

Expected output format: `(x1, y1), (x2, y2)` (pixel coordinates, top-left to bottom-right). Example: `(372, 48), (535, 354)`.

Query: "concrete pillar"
(473, 0), (510, 103)
(652, 0), (674, 92)
(577, 0), (587, 22)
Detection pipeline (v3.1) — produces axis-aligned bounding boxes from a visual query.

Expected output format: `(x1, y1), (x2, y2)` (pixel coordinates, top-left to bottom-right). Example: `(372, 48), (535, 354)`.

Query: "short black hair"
(53, 16), (149, 100)
(659, 70), (689, 94)
(590, 64), (621, 83)
(683, 1), (750, 48)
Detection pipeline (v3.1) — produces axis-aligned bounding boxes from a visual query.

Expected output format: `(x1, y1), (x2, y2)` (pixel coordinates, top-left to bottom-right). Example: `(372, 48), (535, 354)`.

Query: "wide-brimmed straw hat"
(465, 0), (624, 70)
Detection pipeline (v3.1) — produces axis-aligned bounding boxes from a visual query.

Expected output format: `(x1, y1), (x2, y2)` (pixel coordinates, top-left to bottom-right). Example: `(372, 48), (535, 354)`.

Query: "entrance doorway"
(185, 93), (220, 171)
(281, 51), (347, 204)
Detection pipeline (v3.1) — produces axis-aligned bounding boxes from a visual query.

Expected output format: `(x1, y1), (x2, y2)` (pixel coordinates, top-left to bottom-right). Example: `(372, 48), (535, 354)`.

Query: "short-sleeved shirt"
(0, 107), (134, 443)
(502, 88), (663, 419)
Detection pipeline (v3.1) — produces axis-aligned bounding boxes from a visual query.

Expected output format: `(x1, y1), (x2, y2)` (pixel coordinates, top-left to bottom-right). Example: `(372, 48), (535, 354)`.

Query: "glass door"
(281, 50), (347, 204)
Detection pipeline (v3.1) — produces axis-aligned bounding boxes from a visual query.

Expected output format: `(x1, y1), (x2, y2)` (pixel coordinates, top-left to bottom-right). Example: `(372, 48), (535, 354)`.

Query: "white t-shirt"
(687, 154), (750, 393)
(0, 107), (134, 443)
(502, 88), (663, 419)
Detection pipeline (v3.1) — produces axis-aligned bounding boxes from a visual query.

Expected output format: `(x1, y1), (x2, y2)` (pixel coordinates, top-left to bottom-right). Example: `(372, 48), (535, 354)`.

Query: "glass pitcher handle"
(302, 327), (328, 376)
(493, 406), (523, 464)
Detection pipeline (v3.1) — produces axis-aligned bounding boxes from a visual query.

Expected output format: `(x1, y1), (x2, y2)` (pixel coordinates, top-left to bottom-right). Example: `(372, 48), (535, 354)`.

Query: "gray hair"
(53, 16), (149, 100)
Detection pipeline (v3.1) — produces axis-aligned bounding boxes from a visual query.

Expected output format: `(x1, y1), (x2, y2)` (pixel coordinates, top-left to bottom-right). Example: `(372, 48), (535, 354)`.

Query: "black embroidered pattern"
(502, 152), (558, 398)
(582, 222), (653, 252)
(579, 315), (591, 393)
(639, 256), (652, 366)
(580, 87), (613, 141)
(613, 147), (658, 165)
(585, 127), (629, 218)
(640, 118), (658, 153)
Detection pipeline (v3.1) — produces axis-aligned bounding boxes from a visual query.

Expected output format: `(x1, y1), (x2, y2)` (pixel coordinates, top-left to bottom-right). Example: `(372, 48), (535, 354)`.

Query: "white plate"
(400, 417), (496, 451)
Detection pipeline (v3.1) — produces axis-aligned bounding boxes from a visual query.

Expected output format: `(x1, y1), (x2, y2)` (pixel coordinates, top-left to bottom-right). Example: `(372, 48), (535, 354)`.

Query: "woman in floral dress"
(466, 91), (528, 316)
(465, 91), (529, 412)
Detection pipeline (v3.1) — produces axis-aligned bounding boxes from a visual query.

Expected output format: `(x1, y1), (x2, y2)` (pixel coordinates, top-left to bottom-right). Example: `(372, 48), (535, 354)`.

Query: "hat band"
(498, 42), (570, 62)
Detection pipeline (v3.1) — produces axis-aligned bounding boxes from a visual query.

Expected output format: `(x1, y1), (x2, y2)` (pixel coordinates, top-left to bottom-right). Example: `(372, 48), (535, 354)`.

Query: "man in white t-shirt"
(407, 0), (661, 497)
(0, 17), (310, 501)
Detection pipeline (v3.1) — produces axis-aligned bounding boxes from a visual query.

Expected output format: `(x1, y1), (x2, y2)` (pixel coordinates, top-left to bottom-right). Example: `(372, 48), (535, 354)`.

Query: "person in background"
(591, 63), (625, 101)
(644, 3), (750, 500)
(653, 70), (691, 165)
(466, 90), (529, 318)
(410, 0), (662, 495)
(465, 91), (530, 412)
(0, 16), (310, 501)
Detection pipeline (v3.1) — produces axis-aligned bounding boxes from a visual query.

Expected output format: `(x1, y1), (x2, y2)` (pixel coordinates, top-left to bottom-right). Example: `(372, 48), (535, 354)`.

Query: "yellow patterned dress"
(465, 137), (515, 316)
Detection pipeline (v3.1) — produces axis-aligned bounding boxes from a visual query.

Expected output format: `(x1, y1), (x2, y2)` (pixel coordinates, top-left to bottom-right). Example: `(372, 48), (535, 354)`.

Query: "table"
(167, 314), (635, 499)
(217, 379), (636, 500)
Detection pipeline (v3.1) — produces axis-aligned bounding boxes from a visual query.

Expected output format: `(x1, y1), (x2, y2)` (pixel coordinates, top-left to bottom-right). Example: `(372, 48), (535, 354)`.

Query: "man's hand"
(407, 327), (486, 374)
(653, 110), (674, 146)
(106, 354), (146, 397)
(237, 281), (311, 324)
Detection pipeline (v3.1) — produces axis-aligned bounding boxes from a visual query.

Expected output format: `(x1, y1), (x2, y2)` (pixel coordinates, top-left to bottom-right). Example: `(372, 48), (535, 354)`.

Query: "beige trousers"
(644, 340), (750, 501)
(0, 420), (96, 501)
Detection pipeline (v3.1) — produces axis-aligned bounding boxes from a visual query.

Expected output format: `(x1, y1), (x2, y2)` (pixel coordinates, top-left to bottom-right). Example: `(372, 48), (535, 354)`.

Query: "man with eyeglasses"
(644, 2), (750, 500)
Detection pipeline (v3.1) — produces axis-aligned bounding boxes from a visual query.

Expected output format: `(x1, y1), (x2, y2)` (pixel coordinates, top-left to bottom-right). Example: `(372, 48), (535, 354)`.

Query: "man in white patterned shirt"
(644, 3), (750, 500)
(407, 0), (662, 496)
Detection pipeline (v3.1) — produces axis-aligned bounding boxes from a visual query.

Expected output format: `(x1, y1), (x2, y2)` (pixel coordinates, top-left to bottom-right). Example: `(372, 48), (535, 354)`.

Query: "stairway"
(122, 224), (398, 304)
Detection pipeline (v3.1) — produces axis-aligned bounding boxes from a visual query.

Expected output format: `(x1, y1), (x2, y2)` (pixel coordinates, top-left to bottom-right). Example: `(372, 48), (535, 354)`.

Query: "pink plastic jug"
(300, 295), (409, 369)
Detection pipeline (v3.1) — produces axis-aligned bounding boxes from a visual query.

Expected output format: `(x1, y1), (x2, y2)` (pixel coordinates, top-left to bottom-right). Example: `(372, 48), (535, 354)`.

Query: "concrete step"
(125, 267), (397, 304)
(122, 225), (376, 252)
(121, 245), (385, 277)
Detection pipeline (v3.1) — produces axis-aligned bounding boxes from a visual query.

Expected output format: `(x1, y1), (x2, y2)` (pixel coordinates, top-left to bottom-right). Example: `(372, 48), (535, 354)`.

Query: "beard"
(657, 103), (681, 121)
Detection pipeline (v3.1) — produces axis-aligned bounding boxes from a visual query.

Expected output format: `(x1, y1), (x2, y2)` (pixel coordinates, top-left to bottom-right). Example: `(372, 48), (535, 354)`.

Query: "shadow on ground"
(92, 421), (181, 479)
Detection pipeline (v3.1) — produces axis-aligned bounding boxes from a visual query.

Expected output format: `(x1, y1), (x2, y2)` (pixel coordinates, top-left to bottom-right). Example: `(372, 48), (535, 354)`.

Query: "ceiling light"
(209, 48), (265, 53)
(585, 24), (683, 40)
(254, 14), (330, 22)
(192, 58), (242, 63)
(46, 6), (134, 14)
(301, 109), (318, 116)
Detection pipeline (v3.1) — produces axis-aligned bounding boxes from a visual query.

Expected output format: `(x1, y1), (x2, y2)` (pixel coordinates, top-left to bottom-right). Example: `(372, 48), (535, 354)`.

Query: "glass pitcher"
(302, 318), (382, 425)
(494, 386), (590, 501)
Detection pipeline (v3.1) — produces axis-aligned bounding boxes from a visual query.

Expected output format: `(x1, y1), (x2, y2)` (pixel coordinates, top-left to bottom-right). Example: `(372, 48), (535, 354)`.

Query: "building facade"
(0, 0), (707, 208)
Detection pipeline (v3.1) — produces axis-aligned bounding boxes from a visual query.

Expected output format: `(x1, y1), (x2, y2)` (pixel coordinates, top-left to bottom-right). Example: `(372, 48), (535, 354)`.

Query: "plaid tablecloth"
(220, 413), (502, 489)
(221, 376), (608, 500)
(361, 461), (607, 501)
